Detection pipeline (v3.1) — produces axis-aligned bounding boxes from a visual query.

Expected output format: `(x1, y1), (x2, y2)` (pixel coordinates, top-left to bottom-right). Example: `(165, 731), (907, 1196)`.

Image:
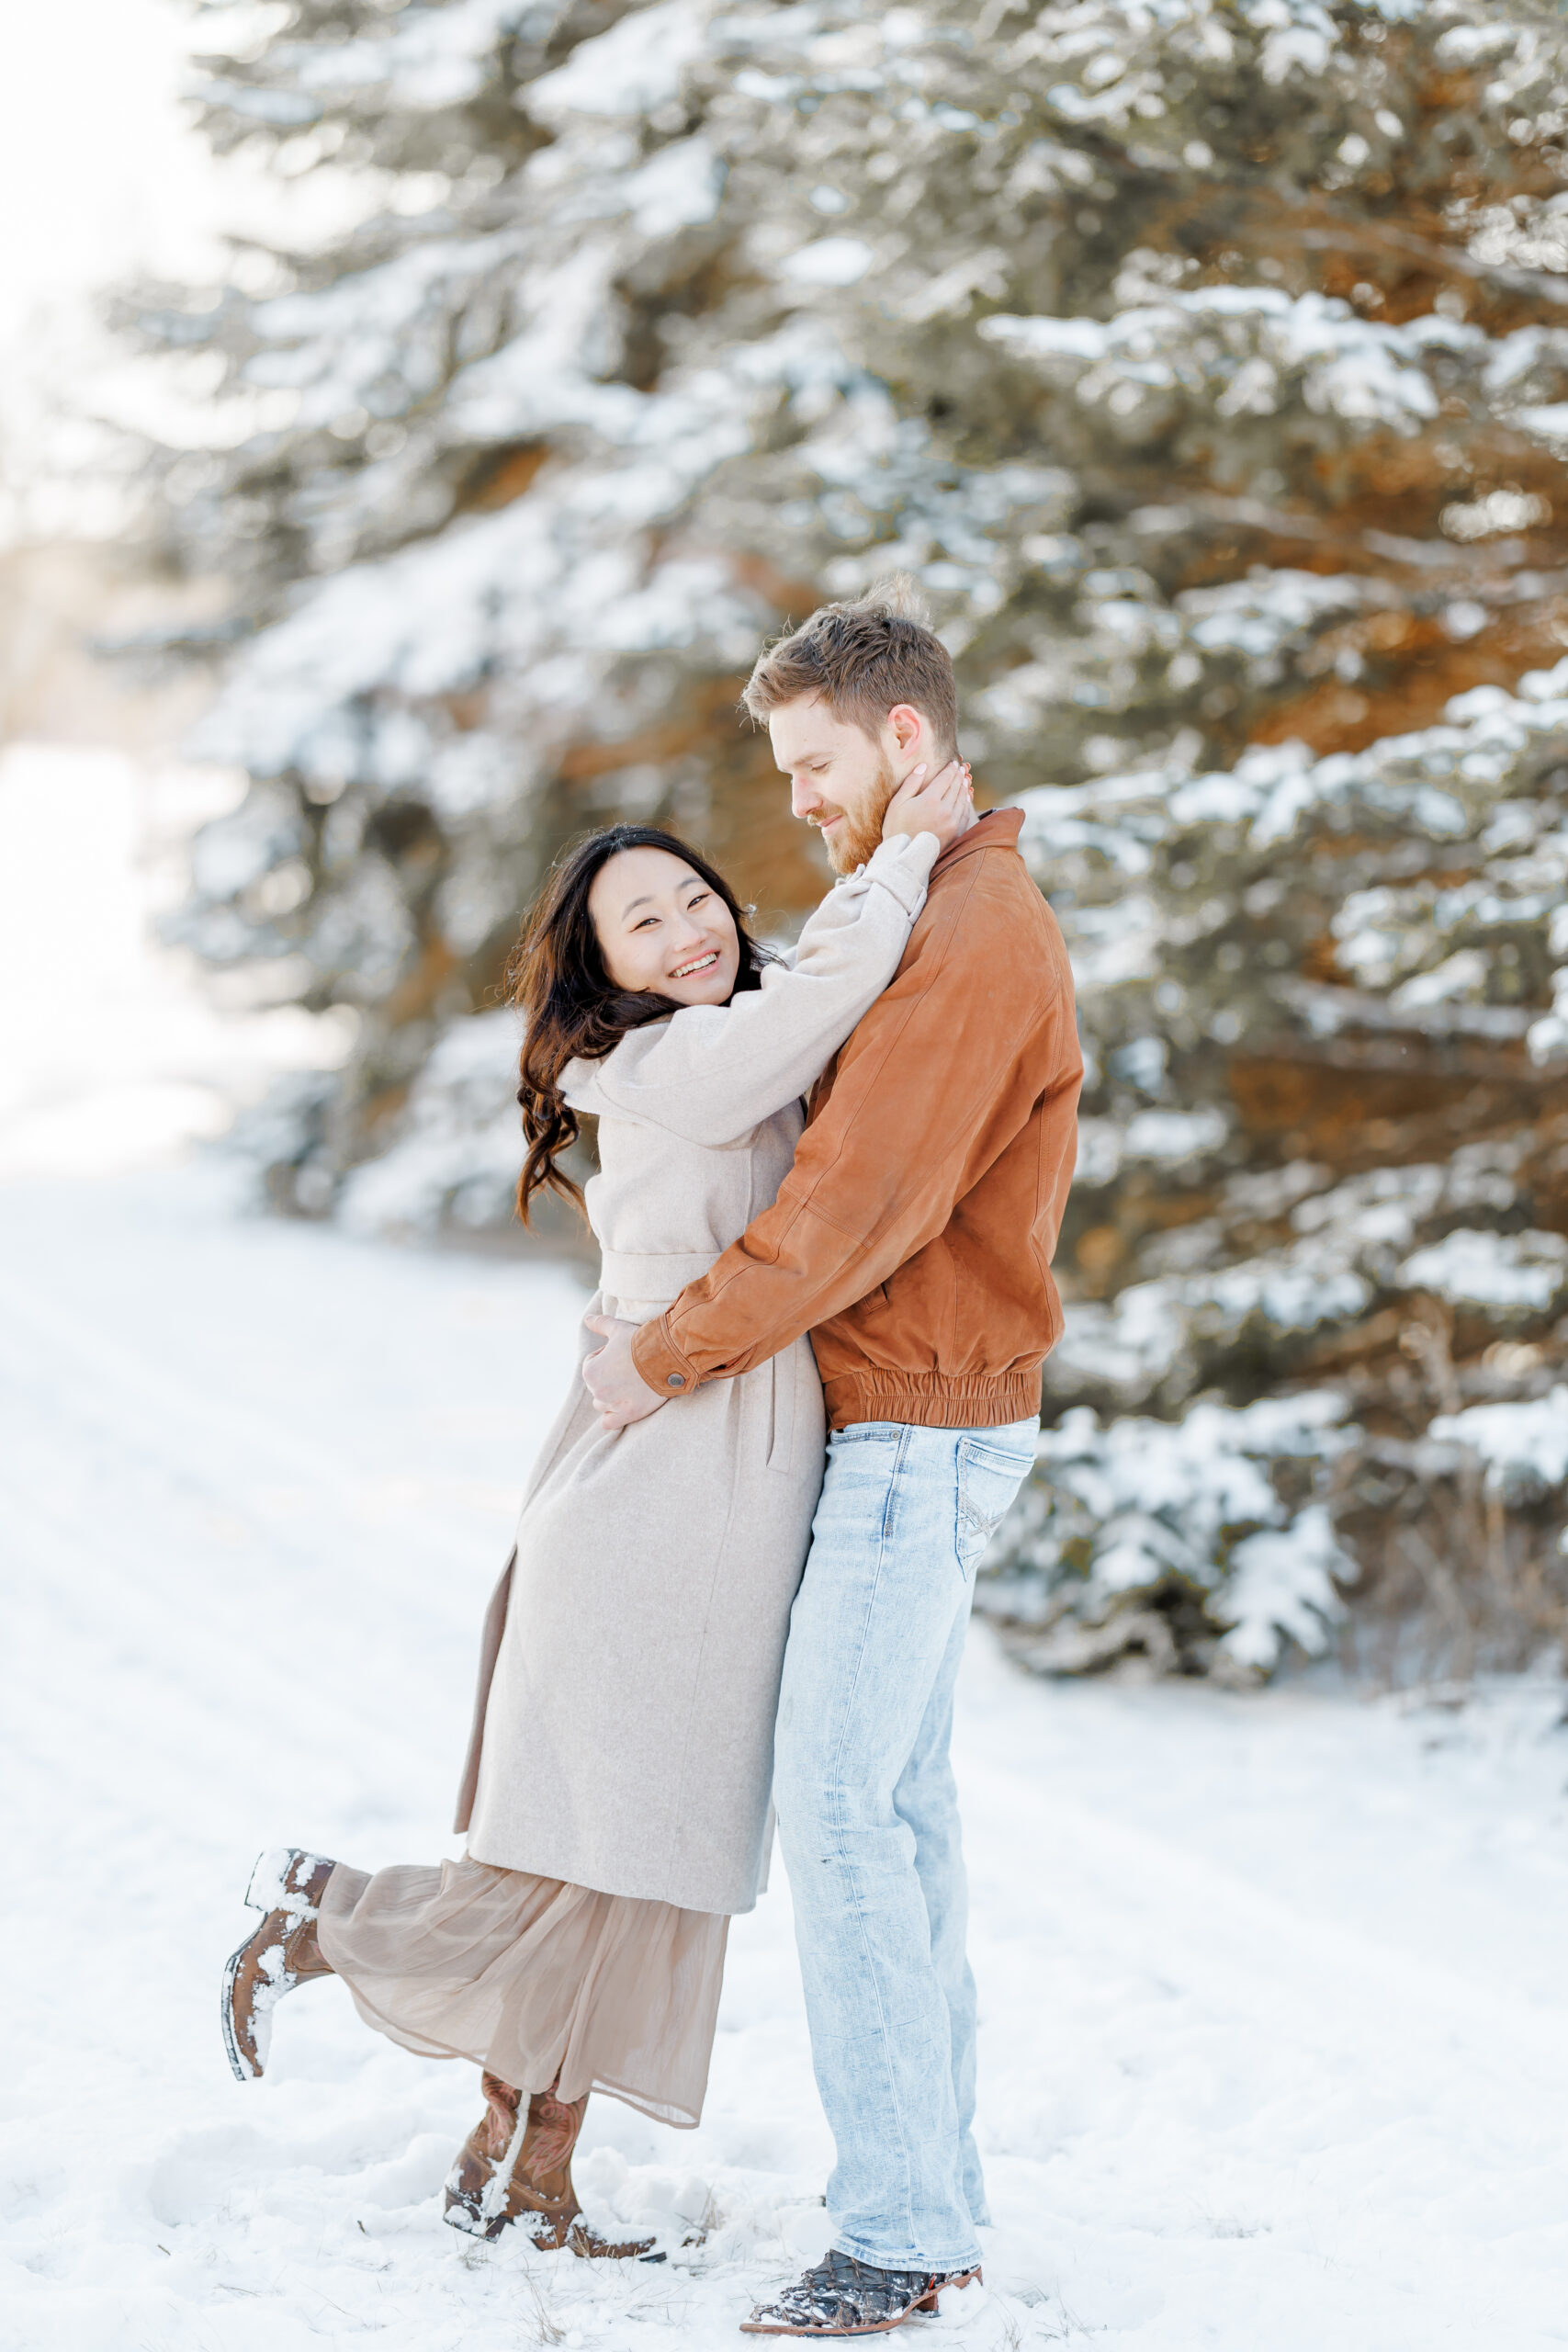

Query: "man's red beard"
(818, 752), (899, 876)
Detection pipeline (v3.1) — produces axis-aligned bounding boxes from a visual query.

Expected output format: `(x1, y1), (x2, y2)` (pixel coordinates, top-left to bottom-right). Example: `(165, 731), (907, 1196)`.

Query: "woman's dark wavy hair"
(507, 823), (773, 1226)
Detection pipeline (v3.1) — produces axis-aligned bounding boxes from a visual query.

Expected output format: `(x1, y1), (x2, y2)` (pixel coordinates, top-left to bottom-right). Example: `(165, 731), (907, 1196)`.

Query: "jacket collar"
(931, 805), (1024, 884)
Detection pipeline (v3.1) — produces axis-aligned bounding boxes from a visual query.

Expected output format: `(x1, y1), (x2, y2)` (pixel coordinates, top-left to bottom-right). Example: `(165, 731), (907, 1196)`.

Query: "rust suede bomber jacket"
(630, 807), (1083, 1431)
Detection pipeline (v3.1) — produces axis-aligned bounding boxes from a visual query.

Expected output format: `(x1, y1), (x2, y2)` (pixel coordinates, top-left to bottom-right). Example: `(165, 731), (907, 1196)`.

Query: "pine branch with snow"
(134, 0), (1568, 1678)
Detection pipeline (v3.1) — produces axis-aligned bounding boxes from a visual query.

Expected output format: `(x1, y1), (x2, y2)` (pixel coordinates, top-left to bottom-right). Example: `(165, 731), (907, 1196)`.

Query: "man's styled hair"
(740, 576), (958, 757)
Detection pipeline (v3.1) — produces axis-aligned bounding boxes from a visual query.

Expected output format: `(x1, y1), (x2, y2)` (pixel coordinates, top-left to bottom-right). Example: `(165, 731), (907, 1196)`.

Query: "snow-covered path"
(3, 1170), (1566, 2351)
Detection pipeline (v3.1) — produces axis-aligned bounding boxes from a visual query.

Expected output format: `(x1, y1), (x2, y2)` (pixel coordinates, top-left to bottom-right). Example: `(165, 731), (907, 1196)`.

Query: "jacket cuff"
(631, 1314), (701, 1398)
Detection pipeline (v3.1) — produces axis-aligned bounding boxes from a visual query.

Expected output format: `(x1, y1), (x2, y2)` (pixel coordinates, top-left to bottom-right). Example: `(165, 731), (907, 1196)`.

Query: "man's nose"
(791, 773), (820, 820)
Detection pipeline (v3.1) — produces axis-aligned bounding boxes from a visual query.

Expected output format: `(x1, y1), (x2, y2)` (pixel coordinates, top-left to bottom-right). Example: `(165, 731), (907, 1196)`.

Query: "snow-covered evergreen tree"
(143, 0), (1568, 1677)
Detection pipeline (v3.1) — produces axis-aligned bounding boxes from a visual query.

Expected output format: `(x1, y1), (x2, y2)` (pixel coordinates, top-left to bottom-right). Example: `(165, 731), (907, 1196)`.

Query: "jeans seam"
(826, 1422), (921, 2261)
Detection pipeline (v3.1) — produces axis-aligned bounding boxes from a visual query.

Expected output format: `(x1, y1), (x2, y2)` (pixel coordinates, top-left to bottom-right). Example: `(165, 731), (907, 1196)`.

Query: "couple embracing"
(222, 582), (1081, 2338)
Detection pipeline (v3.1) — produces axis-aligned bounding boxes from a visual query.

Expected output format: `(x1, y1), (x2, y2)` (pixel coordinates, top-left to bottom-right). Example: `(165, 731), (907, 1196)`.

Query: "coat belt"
(598, 1247), (718, 1306)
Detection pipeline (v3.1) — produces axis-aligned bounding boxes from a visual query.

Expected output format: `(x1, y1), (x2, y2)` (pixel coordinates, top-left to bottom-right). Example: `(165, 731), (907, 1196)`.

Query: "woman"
(220, 760), (971, 2257)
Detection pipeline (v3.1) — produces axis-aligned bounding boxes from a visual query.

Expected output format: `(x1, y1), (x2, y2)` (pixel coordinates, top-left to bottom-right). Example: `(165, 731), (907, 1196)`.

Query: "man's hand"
(881, 756), (973, 854)
(581, 1311), (668, 1432)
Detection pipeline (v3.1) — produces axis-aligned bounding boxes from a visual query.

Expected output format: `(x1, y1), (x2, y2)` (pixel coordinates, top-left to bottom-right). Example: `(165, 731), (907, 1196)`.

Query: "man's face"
(768, 696), (910, 875)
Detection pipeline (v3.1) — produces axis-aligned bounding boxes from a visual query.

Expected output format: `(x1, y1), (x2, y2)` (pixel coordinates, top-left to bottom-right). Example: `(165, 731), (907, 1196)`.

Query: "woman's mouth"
(671, 949), (720, 980)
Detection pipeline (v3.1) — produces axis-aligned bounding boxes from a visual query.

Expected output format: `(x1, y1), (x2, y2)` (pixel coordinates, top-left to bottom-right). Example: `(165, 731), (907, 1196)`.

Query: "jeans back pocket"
(955, 1434), (1034, 1576)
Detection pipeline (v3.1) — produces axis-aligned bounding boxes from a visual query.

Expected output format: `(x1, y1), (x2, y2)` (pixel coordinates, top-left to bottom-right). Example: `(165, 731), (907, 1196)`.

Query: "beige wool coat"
(457, 830), (940, 1917)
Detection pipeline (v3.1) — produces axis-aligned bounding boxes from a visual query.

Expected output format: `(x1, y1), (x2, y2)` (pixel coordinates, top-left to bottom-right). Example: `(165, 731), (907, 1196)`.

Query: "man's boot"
(740, 2249), (983, 2335)
(221, 1847), (336, 2080)
(444, 2073), (659, 2257)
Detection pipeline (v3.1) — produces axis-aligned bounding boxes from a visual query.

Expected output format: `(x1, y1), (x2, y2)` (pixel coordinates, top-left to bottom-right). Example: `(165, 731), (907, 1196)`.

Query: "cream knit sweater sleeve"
(561, 830), (938, 1147)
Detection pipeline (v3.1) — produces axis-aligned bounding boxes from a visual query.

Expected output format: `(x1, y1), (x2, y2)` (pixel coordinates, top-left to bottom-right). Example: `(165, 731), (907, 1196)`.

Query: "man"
(584, 580), (1081, 2337)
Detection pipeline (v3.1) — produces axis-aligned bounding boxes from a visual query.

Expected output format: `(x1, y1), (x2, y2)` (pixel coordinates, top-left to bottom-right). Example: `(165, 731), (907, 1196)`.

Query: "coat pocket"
(955, 1435), (1034, 1577)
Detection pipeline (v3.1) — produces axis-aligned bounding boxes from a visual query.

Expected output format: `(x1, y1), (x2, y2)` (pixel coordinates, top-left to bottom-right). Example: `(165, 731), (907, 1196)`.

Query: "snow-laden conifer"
(142, 0), (1568, 1675)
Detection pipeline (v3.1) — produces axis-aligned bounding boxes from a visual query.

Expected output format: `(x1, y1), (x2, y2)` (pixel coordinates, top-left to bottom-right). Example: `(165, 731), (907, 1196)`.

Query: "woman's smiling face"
(588, 845), (741, 1007)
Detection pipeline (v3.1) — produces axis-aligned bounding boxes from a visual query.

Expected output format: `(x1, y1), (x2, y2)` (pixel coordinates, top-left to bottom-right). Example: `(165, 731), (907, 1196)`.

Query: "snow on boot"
(740, 2247), (982, 2336)
(443, 2073), (658, 2257)
(221, 1847), (336, 2081)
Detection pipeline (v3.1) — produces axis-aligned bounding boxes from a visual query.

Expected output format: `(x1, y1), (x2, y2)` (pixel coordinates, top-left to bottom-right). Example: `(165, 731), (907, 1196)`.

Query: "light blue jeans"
(773, 1416), (1038, 2273)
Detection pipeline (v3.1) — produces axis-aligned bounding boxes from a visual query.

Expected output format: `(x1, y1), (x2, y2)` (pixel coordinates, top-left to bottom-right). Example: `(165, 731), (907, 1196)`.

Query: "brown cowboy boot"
(443, 2073), (660, 2257)
(221, 1848), (336, 2081)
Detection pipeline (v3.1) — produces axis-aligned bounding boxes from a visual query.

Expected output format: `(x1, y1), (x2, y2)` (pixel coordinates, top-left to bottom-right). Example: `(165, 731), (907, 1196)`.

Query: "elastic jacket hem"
(822, 1365), (1043, 1432)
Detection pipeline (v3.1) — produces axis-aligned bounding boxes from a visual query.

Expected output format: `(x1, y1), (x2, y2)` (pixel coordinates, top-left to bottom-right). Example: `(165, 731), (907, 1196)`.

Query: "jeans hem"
(831, 2230), (984, 2275)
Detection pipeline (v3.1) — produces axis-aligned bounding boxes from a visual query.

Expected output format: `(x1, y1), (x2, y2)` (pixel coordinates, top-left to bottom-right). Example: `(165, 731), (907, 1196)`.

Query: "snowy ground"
(4, 1168), (1568, 2350)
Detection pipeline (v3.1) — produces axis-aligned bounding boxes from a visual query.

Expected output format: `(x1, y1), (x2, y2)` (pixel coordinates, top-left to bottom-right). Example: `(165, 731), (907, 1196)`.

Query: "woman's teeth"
(671, 950), (719, 979)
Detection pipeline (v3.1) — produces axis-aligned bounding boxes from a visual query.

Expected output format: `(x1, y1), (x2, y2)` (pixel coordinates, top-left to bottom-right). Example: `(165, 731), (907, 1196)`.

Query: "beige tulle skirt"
(317, 1857), (729, 2128)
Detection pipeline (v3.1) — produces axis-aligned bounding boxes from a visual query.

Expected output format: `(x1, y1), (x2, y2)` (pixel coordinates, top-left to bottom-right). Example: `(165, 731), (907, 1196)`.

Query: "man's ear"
(886, 703), (924, 758)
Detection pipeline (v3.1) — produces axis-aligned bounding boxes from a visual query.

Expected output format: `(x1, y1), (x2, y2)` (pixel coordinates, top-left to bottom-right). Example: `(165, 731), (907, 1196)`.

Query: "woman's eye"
(687, 890), (710, 909)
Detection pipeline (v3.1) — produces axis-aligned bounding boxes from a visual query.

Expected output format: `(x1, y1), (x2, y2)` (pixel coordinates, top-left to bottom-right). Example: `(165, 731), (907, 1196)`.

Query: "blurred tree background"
(133, 0), (1568, 1681)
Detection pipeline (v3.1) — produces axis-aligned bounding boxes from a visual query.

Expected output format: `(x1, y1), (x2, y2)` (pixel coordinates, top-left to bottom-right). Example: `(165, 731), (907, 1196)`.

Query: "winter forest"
(134, 0), (1568, 1687)
(7, 6), (1568, 2348)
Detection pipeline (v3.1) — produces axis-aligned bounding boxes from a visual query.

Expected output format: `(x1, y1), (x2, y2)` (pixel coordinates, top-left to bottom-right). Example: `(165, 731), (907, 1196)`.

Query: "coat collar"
(930, 805), (1025, 884)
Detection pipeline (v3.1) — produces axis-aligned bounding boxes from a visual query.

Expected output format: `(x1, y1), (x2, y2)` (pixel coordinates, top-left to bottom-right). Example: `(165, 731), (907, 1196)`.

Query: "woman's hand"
(582, 1311), (666, 1431)
(880, 757), (974, 852)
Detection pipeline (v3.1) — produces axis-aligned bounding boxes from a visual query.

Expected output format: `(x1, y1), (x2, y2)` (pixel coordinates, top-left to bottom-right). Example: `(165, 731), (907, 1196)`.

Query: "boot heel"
(244, 1847), (333, 1914)
(243, 1848), (293, 1911)
(918, 2265), (981, 2311)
